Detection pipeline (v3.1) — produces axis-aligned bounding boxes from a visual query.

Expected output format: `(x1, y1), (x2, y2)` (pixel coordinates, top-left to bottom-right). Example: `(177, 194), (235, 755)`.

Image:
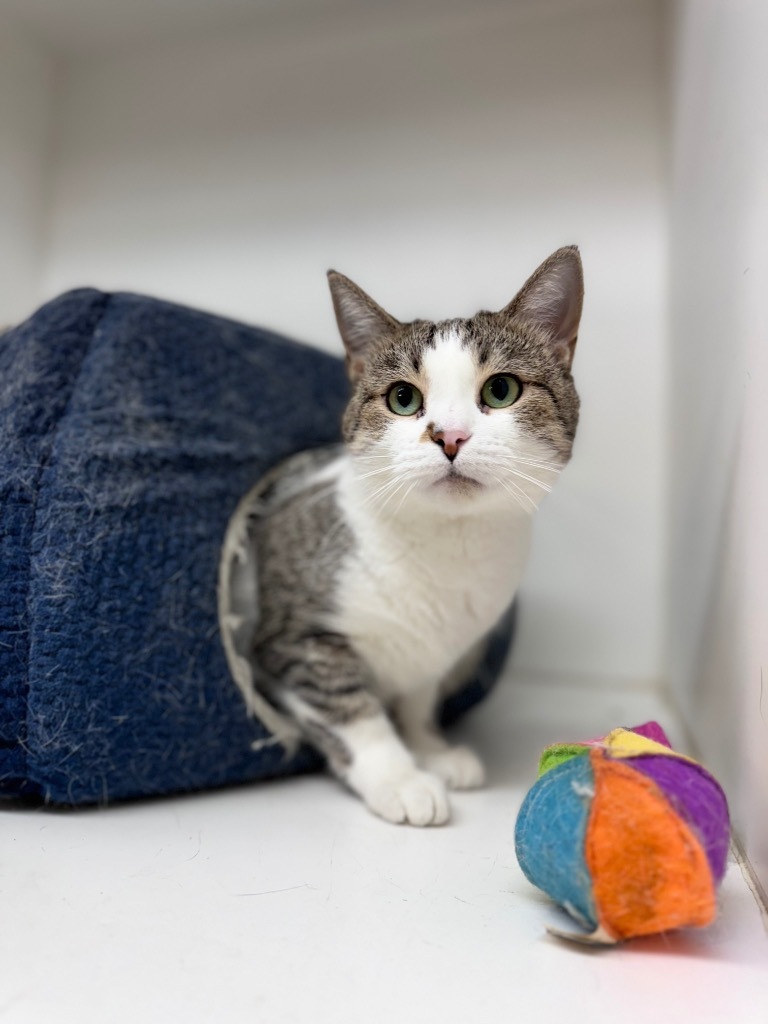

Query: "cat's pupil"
(396, 385), (413, 408)
(490, 377), (509, 402)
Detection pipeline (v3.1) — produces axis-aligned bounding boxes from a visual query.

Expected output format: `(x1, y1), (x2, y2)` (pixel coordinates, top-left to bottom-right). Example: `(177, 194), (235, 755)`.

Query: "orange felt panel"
(586, 750), (716, 940)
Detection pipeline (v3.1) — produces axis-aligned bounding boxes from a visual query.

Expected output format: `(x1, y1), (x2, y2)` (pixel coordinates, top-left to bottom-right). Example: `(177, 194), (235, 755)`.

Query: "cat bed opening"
(217, 448), (345, 759)
(0, 288), (512, 805)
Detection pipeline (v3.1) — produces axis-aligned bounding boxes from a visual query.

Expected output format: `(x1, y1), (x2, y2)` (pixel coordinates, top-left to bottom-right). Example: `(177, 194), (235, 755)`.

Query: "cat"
(249, 246), (582, 825)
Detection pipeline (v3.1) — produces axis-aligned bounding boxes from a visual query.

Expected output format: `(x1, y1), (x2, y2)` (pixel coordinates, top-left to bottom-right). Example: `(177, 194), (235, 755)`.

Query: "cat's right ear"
(502, 246), (584, 370)
(327, 271), (401, 381)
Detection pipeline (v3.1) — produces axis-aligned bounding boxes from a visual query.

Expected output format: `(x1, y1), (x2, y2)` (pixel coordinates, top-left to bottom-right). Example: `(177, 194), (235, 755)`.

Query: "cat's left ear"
(502, 245), (584, 370)
(327, 271), (401, 381)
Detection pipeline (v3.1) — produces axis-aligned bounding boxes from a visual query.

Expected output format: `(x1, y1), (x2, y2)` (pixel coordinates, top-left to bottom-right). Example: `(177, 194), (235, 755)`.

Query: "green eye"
(481, 374), (521, 409)
(386, 382), (423, 416)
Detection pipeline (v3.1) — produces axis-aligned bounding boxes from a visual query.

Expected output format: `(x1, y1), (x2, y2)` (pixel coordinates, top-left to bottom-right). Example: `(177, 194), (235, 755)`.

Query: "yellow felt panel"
(601, 728), (697, 764)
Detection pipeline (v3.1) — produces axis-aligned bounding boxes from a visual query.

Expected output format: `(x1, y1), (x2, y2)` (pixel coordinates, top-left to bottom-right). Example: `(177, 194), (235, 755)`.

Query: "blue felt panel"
(0, 290), (513, 805)
(514, 753), (598, 931)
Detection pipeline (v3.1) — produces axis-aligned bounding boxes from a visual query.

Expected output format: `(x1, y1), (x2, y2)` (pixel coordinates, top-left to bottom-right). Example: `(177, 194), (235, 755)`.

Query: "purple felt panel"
(626, 755), (730, 882)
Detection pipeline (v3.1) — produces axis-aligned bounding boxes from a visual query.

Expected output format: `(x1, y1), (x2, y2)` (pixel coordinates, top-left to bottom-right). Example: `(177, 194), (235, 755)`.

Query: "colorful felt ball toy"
(514, 722), (730, 944)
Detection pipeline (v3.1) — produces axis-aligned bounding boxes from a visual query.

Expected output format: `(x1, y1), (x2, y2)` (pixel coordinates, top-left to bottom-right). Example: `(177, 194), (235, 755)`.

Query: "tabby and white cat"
(243, 246), (582, 826)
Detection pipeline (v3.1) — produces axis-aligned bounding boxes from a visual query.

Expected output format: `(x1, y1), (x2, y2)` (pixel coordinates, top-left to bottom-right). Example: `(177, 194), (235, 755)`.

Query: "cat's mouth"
(436, 468), (482, 492)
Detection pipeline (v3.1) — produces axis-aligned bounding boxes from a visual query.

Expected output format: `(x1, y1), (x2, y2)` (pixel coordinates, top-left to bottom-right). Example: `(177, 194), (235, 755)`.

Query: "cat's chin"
(422, 471), (507, 515)
(432, 472), (483, 496)
(423, 470), (538, 518)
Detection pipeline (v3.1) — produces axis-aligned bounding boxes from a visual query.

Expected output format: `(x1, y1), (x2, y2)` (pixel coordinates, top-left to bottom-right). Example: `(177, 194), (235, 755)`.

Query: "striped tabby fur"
(248, 246), (583, 825)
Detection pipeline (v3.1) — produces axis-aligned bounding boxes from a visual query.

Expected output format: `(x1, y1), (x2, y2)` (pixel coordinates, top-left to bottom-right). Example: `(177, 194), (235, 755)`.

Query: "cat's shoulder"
(250, 444), (345, 515)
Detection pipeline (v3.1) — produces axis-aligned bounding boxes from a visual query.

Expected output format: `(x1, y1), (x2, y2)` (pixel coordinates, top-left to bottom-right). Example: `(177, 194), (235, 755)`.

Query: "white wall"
(668, 0), (768, 884)
(35, 0), (667, 687)
(0, 19), (54, 325)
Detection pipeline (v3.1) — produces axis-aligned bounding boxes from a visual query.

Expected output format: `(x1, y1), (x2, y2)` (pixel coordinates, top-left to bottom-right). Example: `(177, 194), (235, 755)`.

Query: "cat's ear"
(502, 246), (584, 369)
(327, 271), (401, 380)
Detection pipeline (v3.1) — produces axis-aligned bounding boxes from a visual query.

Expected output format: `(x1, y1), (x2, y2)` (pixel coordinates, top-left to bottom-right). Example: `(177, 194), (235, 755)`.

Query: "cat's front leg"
(273, 635), (449, 826)
(393, 686), (486, 791)
(335, 715), (450, 826)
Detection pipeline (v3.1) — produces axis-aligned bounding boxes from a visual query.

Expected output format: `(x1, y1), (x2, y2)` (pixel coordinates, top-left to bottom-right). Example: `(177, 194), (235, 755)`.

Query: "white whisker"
(356, 464), (399, 481)
(490, 473), (535, 514)
(378, 475), (412, 515)
(394, 478), (420, 515)
(363, 476), (402, 507)
(505, 467), (553, 493)
(492, 453), (563, 472)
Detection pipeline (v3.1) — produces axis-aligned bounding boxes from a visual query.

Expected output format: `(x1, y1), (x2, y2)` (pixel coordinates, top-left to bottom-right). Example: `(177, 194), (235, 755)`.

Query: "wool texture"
(586, 749), (716, 940)
(514, 754), (597, 932)
(0, 289), (513, 805)
(624, 754), (730, 883)
(515, 721), (731, 943)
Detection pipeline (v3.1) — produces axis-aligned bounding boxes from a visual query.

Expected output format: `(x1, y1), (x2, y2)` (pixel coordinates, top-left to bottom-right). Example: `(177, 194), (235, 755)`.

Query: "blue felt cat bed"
(0, 289), (514, 805)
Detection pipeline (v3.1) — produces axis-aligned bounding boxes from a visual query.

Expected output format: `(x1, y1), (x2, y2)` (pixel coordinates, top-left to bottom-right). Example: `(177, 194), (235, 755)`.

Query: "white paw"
(419, 746), (485, 790)
(364, 769), (450, 826)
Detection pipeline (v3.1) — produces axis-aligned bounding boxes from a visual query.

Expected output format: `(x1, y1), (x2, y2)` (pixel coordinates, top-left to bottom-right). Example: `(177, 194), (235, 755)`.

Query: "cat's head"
(328, 246), (583, 516)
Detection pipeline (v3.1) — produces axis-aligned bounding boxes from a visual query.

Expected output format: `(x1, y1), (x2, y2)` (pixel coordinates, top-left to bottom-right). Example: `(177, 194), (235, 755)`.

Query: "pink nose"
(431, 427), (471, 462)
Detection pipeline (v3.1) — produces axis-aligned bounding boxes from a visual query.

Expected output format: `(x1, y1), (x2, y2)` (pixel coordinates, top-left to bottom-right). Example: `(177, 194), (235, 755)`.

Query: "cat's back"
(253, 445), (344, 515)
(252, 445), (351, 636)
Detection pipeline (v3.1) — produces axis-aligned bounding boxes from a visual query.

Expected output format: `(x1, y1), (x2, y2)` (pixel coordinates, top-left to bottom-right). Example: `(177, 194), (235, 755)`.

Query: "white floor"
(3, 675), (767, 1024)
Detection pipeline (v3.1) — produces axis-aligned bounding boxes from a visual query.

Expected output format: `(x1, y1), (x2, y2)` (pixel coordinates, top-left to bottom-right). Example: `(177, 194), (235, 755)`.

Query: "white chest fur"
(332, 459), (532, 702)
